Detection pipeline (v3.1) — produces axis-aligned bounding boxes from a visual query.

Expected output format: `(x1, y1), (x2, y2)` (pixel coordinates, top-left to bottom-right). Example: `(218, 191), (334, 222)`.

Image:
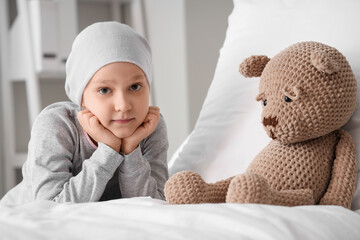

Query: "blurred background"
(0, 0), (233, 198)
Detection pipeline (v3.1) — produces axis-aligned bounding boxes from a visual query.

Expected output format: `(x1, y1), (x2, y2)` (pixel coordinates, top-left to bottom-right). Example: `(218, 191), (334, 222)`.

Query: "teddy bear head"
(239, 41), (357, 144)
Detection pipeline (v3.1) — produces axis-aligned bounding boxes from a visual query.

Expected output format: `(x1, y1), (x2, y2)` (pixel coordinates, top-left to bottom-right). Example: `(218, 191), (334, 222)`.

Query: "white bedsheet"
(0, 197), (360, 240)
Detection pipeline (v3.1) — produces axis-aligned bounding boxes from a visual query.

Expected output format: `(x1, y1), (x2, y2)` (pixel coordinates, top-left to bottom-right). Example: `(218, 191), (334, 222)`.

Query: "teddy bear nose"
(263, 116), (278, 127)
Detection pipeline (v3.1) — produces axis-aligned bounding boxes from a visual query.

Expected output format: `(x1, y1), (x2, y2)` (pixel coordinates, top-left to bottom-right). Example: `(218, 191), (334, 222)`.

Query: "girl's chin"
(112, 129), (136, 139)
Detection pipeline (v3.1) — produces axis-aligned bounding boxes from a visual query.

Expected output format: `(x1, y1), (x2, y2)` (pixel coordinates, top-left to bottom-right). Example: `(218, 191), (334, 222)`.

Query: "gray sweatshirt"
(1, 102), (169, 205)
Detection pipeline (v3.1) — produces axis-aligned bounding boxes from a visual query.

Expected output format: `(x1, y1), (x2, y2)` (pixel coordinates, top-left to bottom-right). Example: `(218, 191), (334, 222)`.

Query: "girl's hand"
(121, 106), (160, 155)
(77, 109), (122, 152)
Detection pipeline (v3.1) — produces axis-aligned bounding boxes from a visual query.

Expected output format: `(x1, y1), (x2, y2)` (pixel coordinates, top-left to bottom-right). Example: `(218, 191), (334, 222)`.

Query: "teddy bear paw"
(164, 171), (207, 204)
(226, 173), (272, 204)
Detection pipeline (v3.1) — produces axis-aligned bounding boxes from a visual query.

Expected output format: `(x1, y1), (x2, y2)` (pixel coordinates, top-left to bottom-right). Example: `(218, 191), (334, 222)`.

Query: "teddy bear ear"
(239, 55), (271, 77)
(310, 50), (340, 74)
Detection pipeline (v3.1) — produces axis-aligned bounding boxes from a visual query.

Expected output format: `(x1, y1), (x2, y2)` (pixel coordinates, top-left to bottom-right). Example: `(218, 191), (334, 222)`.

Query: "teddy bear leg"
(205, 177), (235, 203)
(164, 171), (233, 204)
(272, 189), (315, 206)
(226, 173), (273, 204)
(226, 173), (315, 206)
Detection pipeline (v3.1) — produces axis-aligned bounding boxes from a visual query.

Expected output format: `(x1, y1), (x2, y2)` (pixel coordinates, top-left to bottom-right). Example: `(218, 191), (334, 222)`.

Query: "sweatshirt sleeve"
(27, 106), (123, 203)
(118, 114), (169, 200)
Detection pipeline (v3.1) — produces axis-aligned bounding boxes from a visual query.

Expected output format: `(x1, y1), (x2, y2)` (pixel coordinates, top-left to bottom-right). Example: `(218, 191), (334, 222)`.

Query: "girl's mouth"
(113, 118), (134, 124)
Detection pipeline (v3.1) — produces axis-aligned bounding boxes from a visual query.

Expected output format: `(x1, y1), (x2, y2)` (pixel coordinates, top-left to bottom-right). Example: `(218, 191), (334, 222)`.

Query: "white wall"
(185, 0), (233, 129)
(145, 0), (233, 156)
(0, 51), (4, 198)
(145, 0), (190, 157)
(0, 0), (7, 198)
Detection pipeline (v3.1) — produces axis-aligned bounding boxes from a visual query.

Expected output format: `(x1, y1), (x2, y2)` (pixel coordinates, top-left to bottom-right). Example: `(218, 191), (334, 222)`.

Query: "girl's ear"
(239, 55), (271, 78)
(310, 50), (340, 74)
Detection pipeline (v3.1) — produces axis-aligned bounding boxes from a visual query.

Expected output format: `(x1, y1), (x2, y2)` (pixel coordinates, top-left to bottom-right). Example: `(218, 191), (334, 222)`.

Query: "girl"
(1, 22), (169, 205)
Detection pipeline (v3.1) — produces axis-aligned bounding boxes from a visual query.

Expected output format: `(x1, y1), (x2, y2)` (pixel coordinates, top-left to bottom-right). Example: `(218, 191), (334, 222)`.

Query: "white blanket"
(1, 197), (360, 240)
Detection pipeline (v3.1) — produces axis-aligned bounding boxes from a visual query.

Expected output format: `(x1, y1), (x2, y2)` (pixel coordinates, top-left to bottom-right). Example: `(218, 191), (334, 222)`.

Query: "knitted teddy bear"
(164, 41), (358, 208)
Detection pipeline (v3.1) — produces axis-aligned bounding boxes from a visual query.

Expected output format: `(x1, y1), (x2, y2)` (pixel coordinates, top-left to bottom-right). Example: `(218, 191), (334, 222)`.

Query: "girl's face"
(82, 62), (150, 138)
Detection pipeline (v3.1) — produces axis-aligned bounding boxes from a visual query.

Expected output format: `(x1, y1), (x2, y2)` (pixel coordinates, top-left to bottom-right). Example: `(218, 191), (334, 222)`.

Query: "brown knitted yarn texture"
(164, 42), (357, 209)
(164, 171), (234, 204)
(257, 41), (357, 144)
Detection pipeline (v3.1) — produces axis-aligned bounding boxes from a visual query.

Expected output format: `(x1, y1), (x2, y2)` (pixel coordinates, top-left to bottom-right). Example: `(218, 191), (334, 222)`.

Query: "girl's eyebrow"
(93, 79), (115, 84)
(130, 74), (146, 82)
(92, 74), (146, 84)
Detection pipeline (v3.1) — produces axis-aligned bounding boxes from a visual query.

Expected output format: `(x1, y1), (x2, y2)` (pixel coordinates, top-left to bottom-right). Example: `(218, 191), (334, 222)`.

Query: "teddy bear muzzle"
(263, 116), (278, 128)
(263, 116), (279, 139)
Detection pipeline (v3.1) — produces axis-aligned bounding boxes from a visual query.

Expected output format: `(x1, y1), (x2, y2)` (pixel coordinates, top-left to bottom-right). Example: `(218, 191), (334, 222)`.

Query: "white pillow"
(169, 0), (360, 211)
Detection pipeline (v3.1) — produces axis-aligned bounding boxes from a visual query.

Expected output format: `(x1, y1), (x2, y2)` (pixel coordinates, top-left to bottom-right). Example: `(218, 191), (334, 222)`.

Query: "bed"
(0, 197), (360, 239)
(1, 0), (360, 239)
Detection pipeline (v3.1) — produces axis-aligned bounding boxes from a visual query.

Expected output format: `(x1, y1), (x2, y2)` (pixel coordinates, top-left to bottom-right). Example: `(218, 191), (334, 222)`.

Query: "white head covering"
(65, 21), (152, 106)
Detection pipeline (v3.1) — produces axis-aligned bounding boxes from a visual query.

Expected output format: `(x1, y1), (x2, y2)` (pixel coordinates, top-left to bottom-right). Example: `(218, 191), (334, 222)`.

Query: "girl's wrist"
(121, 142), (139, 155)
(105, 139), (122, 153)
(111, 145), (121, 153)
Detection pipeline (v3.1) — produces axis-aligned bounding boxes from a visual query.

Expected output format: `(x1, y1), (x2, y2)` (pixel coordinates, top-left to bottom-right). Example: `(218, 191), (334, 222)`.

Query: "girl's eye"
(130, 84), (142, 91)
(284, 96), (292, 102)
(263, 99), (267, 106)
(99, 88), (111, 94)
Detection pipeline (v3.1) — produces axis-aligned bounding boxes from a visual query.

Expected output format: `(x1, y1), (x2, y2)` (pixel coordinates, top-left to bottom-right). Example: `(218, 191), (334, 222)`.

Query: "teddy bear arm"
(319, 130), (357, 209)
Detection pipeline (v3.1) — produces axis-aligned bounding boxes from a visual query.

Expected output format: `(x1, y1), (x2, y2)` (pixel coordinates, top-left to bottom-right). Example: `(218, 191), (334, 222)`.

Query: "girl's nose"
(114, 93), (131, 112)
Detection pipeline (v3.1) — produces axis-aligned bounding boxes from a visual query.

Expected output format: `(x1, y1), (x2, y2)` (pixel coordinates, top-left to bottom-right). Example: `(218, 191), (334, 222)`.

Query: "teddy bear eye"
(263, 99), (267, 106)
(284, 96), (292, 102)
